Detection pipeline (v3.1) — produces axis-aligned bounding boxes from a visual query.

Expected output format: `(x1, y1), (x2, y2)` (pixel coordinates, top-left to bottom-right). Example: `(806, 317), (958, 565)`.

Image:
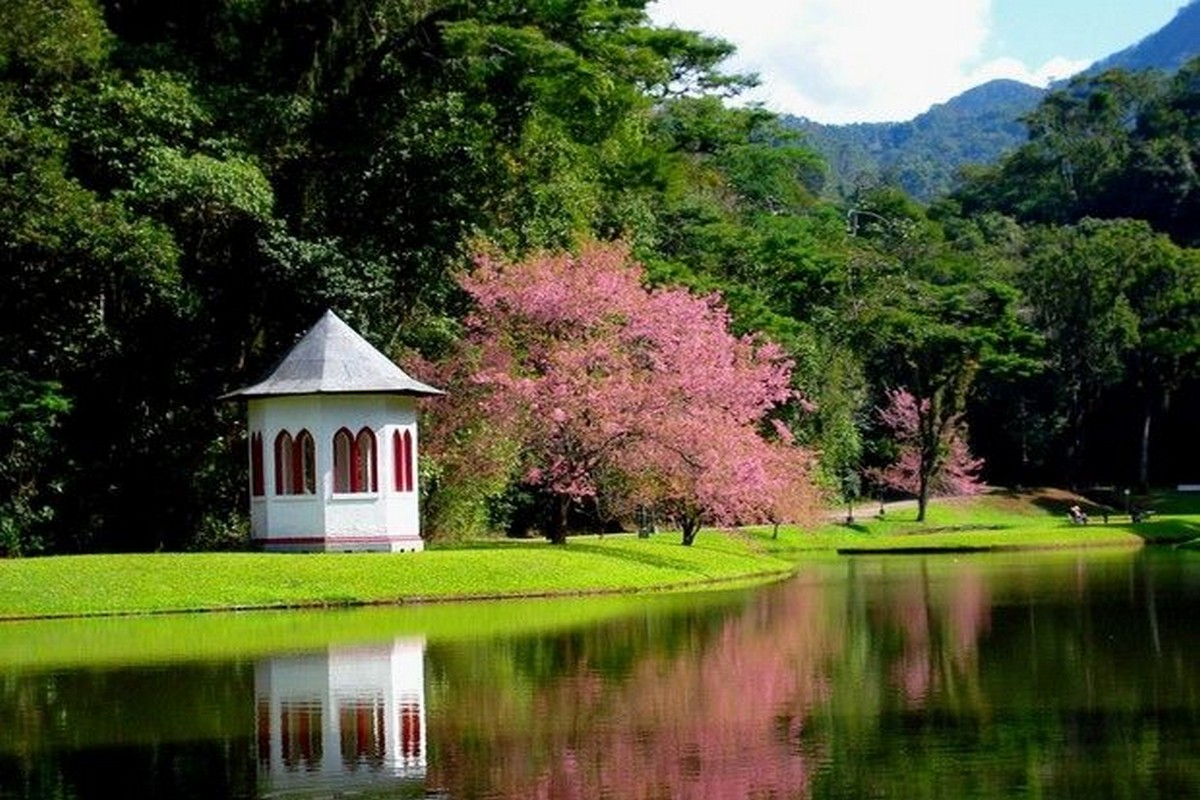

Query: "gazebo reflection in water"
(254, 637), (426, 792)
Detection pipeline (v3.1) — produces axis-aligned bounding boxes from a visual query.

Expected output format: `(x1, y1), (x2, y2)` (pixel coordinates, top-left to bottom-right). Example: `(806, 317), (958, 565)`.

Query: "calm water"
(2, 548), (1199, 799)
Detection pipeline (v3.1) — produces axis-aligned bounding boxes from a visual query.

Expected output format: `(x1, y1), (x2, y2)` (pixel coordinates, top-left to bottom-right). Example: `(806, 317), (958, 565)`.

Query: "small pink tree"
(618, 419), (821, 545)
(868, 387), (984, 521)
(438, 241), (819, 544)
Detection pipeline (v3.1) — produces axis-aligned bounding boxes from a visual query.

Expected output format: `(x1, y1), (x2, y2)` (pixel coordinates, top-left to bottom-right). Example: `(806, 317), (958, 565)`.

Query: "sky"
(646, 0), (1188, 124)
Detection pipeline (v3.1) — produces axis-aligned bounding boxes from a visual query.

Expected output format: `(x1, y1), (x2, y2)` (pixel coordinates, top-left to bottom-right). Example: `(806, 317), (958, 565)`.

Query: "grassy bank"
(753, 487), (1200, 554)
(1, 488), (1197, 620)
(0, 533), (792, 620)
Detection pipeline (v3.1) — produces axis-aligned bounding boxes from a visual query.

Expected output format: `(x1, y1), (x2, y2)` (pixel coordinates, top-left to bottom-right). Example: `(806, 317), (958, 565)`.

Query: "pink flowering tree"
(618, 419), (821, 545)
(868, 387), (984, 521)
(439, 242), (820, 545)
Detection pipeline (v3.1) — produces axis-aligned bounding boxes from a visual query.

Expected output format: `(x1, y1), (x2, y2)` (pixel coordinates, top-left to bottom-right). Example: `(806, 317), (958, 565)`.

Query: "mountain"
(788, 79), (1045, 201)
(796, 0), (1200, 202)
(1089, 0), (1200, 74)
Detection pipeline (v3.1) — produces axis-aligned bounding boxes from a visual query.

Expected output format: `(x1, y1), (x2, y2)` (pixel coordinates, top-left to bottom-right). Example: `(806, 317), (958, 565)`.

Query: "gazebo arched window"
(250, 432), (265, 497)
(393, 429), (414, 493)
(274, 431), (294, 495)
(334, 427), (377, 493)
(275, 429), (316, 495)
(295, 429), (316, 494)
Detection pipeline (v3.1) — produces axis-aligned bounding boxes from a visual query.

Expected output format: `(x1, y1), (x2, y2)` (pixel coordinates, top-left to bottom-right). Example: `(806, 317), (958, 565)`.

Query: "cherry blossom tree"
(438, 242), (820, 544)
(617, 419), (820, 545)
(868, 387), (984, 520)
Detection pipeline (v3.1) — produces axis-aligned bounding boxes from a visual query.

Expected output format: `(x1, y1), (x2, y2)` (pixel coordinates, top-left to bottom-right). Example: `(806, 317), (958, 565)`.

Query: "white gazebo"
(224, 310), (442, 552)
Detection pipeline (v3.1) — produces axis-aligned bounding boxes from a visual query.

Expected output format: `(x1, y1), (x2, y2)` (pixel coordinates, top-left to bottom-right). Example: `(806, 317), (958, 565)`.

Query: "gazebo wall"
(248, 395), (424, 552)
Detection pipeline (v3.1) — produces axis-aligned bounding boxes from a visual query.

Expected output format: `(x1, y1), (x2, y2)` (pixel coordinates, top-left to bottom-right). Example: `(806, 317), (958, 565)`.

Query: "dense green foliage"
(0, 0), (762, 552)
(3, 0), (1200, 554)
(951, 64), (1200, 488)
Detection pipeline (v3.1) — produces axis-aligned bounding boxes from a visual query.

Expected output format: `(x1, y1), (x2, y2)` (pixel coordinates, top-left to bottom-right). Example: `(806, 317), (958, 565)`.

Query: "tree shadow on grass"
(1118, 518), (1200, 545)
(566, 541), (717, 574)
(1026, 487), (1200, 521)
(434, 538), (545, 550)
(1143, 490), (1200, 515)
(1016, 488), (1116, 520)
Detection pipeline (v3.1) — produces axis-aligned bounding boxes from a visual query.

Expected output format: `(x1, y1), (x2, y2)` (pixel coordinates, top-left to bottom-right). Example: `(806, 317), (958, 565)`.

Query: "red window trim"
(250, 432), (265, 497)
(274, 429), (316, 495)
(392, 429), (414, 493)
(354, 427), (377, 493)
(334, 427), (377, 494)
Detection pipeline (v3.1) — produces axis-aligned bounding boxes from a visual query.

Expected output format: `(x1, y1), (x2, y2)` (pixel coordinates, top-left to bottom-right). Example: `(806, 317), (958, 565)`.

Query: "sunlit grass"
(0, 532), (792, 620)
(749, 488), (1200, 554)
(2, 488), (1196, 621)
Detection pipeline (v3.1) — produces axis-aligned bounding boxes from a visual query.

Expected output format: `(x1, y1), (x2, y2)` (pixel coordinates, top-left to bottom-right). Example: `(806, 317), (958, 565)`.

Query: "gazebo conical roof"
(223, 310), (443, 399)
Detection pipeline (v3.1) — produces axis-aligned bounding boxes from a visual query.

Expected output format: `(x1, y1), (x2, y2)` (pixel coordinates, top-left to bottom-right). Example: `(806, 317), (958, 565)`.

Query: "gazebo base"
(254, 534), (424, 553)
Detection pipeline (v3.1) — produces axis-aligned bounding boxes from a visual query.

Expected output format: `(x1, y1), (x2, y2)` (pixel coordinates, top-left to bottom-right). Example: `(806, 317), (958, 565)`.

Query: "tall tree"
(849, 191), (1028, 519)
(1021, 218), (1200, 486)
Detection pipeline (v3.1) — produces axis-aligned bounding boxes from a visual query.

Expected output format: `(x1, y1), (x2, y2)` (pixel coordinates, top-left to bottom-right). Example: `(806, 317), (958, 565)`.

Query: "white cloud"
(646, 0), (1086, 123)
(966, 55), (1091, 89)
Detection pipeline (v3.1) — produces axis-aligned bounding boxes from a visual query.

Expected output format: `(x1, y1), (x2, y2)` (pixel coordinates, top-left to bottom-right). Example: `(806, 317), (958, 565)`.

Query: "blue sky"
(647, 0), (1188, 123)
(987, 0), (1181, 64)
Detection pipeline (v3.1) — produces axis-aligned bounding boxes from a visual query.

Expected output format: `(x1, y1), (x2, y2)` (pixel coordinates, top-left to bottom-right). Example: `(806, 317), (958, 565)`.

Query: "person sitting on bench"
(1069, 504), (1088, 524)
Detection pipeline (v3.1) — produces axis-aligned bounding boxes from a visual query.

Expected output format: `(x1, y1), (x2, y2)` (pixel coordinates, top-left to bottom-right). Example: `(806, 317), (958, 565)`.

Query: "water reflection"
(254, 638), (426, 790)
(0, 638), (429, 800)
(421, 575), (825, 798)
(2, 549), (1199, 799)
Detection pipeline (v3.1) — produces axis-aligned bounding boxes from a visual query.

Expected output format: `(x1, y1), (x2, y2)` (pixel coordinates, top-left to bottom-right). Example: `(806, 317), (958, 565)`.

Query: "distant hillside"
(797, 0), (1200, 202)
(1089, 0), (1200, 74)
(787, 80), (1044, 201)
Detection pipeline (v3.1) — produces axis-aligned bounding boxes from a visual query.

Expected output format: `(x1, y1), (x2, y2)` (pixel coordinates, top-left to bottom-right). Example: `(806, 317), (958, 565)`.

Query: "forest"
(2, 0), (1199, 555)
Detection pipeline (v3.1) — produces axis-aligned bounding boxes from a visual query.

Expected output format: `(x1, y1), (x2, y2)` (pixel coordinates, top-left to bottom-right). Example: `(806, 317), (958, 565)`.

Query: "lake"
(2, 547), (1198, 799)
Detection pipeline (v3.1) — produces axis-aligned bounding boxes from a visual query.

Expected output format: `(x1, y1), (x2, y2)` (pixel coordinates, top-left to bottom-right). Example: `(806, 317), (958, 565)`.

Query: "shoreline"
(0, 519), (1170, 622)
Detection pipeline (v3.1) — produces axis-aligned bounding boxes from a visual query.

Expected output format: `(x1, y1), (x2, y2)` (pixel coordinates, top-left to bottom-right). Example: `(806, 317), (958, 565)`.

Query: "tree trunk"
(1138, 398), (1152, 491)
(1066, 383), (1084, 488)
(916, 441), (933, 523)
(1137, 385), (1170, 492)
(916, 395), (936, 523)
(680, 513), (701, 546)
(546, 495), (569, 545)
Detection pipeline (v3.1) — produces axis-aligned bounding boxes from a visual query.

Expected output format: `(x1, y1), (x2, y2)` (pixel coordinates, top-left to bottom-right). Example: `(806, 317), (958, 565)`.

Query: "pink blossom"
(430, 242), (821, 542)
(868, 387), (985, 498)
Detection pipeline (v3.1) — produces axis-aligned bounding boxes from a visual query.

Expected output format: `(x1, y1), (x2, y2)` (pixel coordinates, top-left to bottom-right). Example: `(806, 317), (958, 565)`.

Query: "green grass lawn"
(0, 532), (792, 620)
(2, 488), (1197, 620)
(750, 487), (1200, 554)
